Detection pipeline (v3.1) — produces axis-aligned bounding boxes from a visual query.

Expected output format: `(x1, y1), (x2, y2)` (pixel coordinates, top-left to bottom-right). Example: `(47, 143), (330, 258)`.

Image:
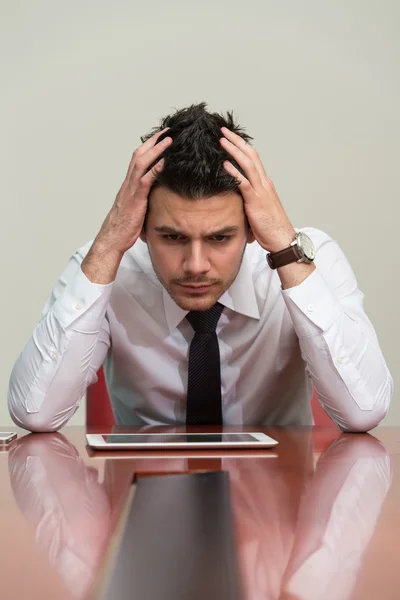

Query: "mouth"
(176, 283), (216, 294)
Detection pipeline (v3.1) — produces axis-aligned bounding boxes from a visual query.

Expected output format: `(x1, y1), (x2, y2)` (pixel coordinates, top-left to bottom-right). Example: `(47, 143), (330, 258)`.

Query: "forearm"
(283, 268), (393, 432)
(8, 251), (112, 432)
(8, 320), (108, 432)
(81, 238), (124, 284)
(295, 311), (392, 431)
(9, 122), (158, 429)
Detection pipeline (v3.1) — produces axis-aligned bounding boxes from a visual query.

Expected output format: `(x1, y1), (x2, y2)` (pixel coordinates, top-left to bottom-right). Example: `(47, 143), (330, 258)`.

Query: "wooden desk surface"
(1, 425), (399, 600)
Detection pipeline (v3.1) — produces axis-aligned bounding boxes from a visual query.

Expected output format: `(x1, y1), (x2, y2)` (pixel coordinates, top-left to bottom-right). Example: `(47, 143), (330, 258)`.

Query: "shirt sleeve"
(281, 227), (393, 432)
(8, 241), (113, 432)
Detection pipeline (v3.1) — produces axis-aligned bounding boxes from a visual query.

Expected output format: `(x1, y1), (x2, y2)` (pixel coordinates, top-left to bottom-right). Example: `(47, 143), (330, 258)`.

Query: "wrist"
(278, 261), (316, 290)
(91, 236), (125, 262)
(265, 228), (296, 254)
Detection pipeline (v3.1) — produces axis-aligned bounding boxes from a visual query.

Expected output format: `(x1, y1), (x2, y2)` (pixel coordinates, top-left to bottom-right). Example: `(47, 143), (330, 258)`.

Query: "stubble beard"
(148, 246), (247, 311)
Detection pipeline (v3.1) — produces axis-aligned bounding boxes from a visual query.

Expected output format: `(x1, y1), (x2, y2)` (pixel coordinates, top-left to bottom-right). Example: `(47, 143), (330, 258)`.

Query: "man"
(8, 103), (393, 432)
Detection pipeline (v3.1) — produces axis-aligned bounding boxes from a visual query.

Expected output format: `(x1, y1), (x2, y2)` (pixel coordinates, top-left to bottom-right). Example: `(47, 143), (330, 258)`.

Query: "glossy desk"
(1, 425), (399, 600)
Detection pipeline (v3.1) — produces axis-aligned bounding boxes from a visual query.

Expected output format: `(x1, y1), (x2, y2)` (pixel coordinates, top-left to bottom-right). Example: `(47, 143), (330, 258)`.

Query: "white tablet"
(86, 432), (278, 450)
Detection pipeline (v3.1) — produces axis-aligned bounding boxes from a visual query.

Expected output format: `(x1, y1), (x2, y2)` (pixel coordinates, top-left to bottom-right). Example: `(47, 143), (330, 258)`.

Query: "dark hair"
(140, 102), (253, 199)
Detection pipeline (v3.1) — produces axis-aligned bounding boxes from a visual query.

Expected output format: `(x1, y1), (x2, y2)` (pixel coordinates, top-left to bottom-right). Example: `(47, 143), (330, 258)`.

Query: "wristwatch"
(267, 231), (316, 269)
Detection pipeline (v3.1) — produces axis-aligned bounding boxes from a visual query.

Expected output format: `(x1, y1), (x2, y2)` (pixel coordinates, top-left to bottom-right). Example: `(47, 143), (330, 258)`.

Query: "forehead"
(148, 187), (245, 233)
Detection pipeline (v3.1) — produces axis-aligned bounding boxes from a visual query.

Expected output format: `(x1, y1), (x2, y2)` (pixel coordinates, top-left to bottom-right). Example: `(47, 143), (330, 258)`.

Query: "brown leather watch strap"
(267, 245), (300, 269)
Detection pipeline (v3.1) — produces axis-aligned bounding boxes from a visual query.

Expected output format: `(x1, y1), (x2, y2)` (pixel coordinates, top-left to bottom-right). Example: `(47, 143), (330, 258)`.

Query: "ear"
(139, 227), (147, 243)
(247, 229), (256, 244)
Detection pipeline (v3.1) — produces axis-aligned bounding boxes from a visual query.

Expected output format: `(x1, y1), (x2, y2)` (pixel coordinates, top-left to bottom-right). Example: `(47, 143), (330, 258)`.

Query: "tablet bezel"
(86, 432), (278, 450)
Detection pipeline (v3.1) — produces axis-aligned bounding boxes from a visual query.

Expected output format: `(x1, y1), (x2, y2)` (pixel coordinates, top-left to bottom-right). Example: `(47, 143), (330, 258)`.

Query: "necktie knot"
(186, 302), (224, 333)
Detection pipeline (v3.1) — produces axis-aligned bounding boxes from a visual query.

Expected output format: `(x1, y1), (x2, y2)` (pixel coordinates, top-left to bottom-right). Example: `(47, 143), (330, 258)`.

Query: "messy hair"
(140, 102), (253, 199)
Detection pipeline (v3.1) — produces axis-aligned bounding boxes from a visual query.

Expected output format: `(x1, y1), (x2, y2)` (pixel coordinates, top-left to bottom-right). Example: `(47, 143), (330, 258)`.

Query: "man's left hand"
(220, 127), (296, 254)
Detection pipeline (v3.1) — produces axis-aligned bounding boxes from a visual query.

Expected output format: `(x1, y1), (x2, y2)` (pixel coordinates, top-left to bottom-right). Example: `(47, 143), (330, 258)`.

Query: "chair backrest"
(86, 366), (115, 427)
(310, 389), (337, 427)
(86, 367), (337, 427)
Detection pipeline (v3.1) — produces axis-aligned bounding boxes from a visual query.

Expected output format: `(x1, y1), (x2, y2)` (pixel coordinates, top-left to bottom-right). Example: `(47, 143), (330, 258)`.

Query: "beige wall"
(1, 0), (398, 426)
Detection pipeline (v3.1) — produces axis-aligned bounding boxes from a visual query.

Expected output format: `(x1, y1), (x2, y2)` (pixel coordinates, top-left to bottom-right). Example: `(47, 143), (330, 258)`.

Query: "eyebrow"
(154, 226), (240, 236)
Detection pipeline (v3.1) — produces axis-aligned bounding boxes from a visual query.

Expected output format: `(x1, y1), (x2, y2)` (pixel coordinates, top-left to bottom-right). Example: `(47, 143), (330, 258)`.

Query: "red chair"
(86, 367), (336, 427)
(86, 367), (115, 427)
(311, 390), (337, 427)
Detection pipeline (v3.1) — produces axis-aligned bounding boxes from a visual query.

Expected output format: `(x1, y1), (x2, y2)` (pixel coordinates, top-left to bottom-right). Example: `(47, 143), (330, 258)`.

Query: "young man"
(8, 103), (393, 432)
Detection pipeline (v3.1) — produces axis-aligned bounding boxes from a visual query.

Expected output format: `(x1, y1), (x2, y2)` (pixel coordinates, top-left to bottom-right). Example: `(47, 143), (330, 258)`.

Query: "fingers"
(134, 136), (172, 181)
(220, 127), (268, 186)
(142, 157), (165, 186)
(134, 157), (165, 204)
(137, 127), (170, 155)
(220, 135), (262, 190)
(223, 160), (253, 196)
(126, 127), (172, 181)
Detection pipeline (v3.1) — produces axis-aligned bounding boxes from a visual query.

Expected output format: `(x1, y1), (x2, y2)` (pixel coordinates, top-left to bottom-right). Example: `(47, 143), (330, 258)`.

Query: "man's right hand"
(96, 127), (172, 255)
(81, 128), (172, 284)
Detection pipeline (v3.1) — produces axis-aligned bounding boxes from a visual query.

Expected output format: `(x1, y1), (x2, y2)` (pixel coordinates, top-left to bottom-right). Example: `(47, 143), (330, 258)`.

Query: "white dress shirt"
(8, 227), (393, 432)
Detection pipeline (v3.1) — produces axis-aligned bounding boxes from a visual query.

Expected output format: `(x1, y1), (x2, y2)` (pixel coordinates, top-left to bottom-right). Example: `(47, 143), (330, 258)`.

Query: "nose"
(183, 242), (211, 277)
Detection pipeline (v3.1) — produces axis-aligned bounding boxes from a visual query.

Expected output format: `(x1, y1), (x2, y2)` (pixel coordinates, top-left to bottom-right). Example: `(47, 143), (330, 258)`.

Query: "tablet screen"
(102, 433), (258, 444)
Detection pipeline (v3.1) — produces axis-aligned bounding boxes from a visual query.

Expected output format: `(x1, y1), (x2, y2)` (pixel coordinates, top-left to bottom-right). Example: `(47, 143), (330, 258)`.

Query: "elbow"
(8, 407), (62, 433)
(7, 369), (58, 433)
(8, 389), (64, 434)
(340, 410), (387, 433)
(339, 378), (393, 433)
(7, 354), (84, 433)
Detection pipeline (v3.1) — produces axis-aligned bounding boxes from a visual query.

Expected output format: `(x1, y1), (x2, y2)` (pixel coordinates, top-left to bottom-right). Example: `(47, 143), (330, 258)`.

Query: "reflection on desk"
(8, 434), (112, 599)
(230, 434), (392, 600)
(7, 431), (392, 600)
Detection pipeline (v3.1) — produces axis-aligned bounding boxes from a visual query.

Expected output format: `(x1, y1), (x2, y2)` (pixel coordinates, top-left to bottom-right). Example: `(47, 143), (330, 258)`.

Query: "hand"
(94, 128), (173, 256)
(220, 127), (296, 253)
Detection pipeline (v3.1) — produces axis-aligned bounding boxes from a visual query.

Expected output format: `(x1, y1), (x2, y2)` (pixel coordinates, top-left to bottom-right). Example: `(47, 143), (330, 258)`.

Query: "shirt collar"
(162, 249), (260, 333)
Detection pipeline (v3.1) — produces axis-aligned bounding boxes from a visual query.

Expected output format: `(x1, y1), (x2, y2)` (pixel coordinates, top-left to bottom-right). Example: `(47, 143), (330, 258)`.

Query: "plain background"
(1, 0), (398, 427)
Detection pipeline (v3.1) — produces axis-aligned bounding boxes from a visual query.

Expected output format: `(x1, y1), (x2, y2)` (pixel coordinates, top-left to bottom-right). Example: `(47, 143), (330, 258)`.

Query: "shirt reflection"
(8, 431), (391, 600)
(228, 433), (392, 600)
(8, 433), (112, 599)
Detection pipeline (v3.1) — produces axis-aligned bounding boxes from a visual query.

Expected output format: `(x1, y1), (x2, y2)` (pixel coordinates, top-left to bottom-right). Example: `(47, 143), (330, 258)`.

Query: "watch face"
(298, 233), (316, 260)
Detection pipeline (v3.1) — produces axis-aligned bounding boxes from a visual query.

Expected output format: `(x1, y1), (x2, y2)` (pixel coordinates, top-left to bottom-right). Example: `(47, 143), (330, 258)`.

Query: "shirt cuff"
(281, 267), (344, 337)
(51, 266), (113, 331)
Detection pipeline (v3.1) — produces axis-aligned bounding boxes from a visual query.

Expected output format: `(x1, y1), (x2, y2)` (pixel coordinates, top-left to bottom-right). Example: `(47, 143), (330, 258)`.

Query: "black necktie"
(186, 303), (224, 425)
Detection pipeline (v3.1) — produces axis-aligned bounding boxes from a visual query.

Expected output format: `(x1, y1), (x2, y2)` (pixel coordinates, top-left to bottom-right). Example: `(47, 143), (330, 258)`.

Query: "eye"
(211, 235), (231, 243)
(163, 234), (182, 241)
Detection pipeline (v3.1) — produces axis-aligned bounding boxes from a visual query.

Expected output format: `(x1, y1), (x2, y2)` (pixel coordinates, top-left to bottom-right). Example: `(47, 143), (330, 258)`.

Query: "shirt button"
(75, 303), (83, 310)
(336, 357), (345, 365)
(307, 304), (315, 312)
(50, 351), (58, 361)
